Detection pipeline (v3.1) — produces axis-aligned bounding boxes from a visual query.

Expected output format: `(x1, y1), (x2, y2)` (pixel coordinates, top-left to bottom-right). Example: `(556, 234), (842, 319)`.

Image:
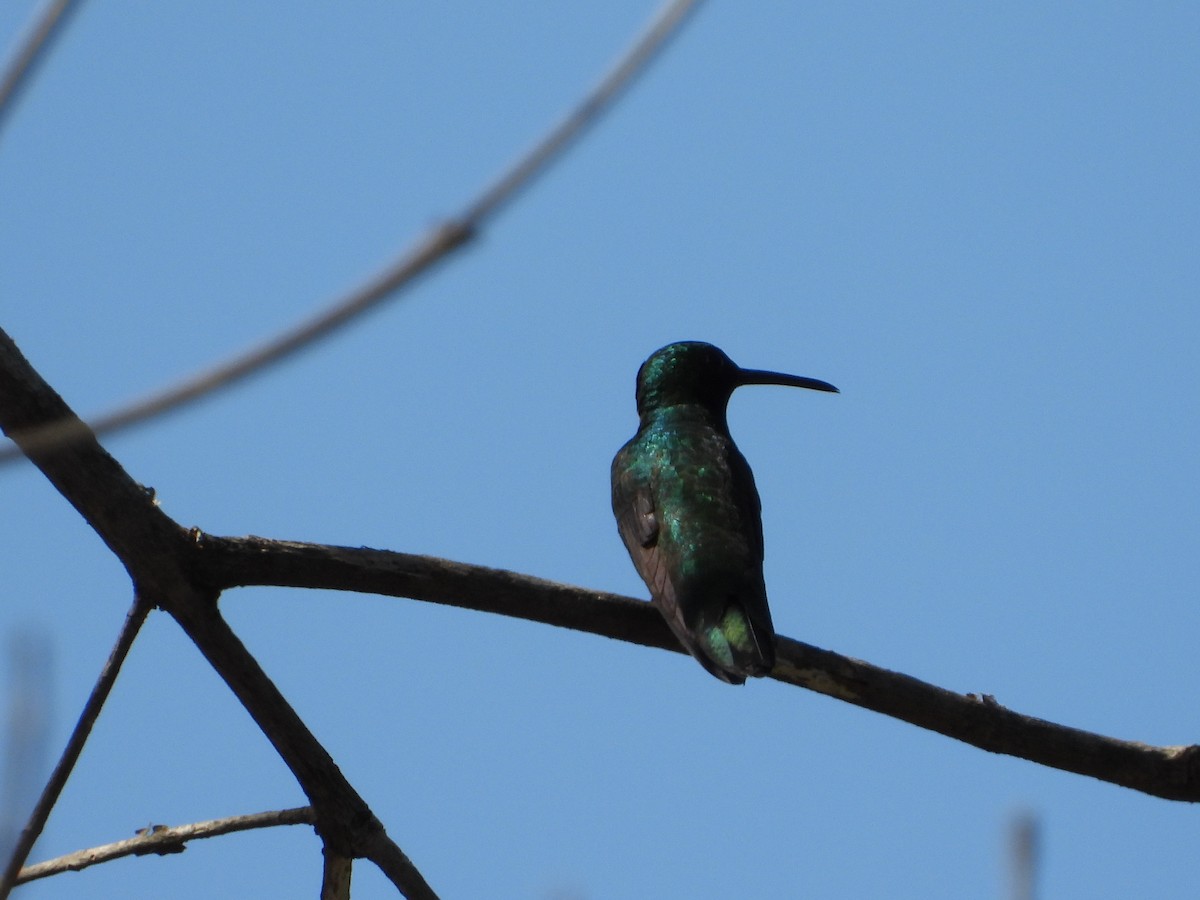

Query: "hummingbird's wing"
(725, 445), (775, 644)
(611, 460), (674, 611)
(612, 454), (745, 684)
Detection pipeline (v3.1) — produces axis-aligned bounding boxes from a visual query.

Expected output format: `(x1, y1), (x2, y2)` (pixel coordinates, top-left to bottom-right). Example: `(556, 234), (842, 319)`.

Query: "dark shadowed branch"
(0, 0), (704, 465)
(0, 327), (437, 899)
(198, 536), (1200, 804)
(166, 599), (438, 900)
(321, 848), (353, 900)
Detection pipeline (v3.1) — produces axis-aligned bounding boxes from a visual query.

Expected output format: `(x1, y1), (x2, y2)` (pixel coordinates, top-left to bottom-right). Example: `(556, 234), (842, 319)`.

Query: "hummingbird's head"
(634, 342), (741, 415)
(634, 341), (837, 416)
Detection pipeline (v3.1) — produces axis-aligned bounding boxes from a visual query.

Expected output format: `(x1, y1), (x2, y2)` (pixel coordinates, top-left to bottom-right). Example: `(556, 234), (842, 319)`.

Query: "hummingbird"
(611, 341), (838, 684)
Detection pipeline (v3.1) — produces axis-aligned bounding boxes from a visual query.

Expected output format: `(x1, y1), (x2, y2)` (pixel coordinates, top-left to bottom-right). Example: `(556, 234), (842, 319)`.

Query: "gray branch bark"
(15, 807), (316, 885)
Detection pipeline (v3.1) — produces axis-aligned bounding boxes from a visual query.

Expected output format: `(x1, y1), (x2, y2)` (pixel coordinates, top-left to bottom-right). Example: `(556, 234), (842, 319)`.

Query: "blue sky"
(1, 2), (1198, 897)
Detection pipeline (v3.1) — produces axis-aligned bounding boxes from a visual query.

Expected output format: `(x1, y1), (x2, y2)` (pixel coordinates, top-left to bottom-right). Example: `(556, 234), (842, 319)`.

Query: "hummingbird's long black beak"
(737, 368), (839, 394)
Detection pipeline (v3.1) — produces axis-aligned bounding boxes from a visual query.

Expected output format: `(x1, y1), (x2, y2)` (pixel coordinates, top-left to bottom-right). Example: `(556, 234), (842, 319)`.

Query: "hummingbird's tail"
(693, 601), (776, 685)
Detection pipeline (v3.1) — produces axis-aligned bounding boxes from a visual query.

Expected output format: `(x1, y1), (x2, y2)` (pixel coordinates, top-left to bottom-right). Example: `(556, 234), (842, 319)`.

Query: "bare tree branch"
(167, 598), (437, 900)
(0, 0), (704, 465)
(0, 0), (83, 138)
(321, 848), (353, 900)
(14, 807), (316, 885)
(0, 598), (150, 899)
(198, 536), (1200, 804)
(360, 830), (437, 900)
(0, 326), (438, 899)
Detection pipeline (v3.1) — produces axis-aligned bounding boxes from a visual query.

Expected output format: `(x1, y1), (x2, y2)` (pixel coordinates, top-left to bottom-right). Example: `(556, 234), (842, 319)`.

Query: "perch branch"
(5, 313), (1198, 898)
(199, 536), (1200, 804)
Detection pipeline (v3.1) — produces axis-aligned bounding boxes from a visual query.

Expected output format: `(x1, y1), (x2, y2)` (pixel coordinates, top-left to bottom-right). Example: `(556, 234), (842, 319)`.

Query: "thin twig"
(0, 0), (705, 464)
(0, 0), (83, 138)
(0, 597), (150, 899)
(14, 807), (316, 885)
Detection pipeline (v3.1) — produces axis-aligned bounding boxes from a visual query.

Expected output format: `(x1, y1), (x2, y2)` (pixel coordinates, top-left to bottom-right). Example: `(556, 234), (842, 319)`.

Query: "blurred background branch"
(0, 628), (53, 866)
(1008, 811), (1038, 900)
(0, 0), (83, 137)
(0, 0), (703, 465)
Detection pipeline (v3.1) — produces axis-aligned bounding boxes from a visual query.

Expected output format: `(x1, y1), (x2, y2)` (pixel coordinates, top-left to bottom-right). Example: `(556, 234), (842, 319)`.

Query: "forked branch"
(0, 328), (437, 899)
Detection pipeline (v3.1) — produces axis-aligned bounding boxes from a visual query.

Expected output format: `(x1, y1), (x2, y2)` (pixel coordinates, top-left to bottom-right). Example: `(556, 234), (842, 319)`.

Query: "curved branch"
(0, 0), (705, 464)
(14, 807), (316, 885)
(198, 535), (1200, 804)
(461, 0), (702, 224)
